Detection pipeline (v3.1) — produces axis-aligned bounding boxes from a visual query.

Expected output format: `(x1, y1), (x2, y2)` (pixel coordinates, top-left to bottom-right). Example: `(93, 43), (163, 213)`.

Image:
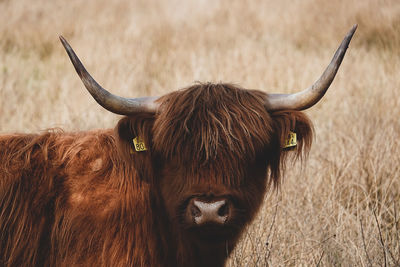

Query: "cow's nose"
(188, 199), (230, 225)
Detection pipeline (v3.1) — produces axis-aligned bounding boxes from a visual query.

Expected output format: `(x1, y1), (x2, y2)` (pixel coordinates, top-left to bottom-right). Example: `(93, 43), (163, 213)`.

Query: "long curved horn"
(59, 36), (159, 115)
(266, 24), (357, 111)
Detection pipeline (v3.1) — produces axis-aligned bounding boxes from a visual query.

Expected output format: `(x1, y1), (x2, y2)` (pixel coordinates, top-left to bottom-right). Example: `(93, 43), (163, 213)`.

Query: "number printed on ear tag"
(283, 131), (297, 149)
(133, 136), (147, 152)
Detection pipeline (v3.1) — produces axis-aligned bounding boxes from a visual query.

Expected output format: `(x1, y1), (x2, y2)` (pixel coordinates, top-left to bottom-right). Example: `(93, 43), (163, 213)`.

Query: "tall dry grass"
(1, 0), (399, 265)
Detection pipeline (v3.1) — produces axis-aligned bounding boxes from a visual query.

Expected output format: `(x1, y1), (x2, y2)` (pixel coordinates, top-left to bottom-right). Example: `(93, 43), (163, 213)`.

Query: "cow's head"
(60, 25), (356, 247)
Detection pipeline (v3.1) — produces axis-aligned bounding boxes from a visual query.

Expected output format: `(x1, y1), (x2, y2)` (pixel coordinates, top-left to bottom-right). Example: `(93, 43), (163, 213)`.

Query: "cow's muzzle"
(186, 198), (232, 226)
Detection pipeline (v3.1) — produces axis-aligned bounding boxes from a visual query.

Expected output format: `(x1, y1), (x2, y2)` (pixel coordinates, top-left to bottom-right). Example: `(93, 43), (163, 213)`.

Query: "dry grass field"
(1, 0), (400, 266)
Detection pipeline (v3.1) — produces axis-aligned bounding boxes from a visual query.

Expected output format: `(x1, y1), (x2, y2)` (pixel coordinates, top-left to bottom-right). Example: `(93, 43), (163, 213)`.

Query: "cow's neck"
(161, 221), (234, 267)
(190, 242), (231, 267)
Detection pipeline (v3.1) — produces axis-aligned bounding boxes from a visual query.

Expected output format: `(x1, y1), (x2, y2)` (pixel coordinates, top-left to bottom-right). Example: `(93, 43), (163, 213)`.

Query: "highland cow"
(0, 25), (356, 267)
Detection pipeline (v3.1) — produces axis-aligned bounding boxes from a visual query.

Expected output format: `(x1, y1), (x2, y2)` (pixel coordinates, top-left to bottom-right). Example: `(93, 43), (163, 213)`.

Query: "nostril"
(217, 202), (229, 217)
(191, 203), (201, 218)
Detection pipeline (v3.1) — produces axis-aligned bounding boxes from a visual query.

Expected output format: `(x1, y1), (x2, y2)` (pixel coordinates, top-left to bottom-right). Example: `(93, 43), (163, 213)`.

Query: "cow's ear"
(267, 110), (314, 186)
(114, 114), (155, 170)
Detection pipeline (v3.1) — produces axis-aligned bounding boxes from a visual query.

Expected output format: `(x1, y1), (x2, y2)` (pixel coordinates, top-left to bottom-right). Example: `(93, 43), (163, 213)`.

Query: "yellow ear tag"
(132, 136), (147, 152)
(283, 131), (297, 149)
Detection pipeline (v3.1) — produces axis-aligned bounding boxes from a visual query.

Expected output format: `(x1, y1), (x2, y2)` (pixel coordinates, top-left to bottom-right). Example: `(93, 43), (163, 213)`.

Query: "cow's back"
(0, 130), (162, 267)
(0, 132), (66, 266)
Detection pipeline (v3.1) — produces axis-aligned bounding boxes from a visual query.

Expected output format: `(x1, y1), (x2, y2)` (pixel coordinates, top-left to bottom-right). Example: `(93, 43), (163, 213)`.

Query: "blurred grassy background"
(1, 0), (399, 265)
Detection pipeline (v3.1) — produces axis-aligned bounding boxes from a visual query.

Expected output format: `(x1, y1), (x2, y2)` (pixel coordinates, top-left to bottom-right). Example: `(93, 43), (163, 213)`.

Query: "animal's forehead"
(160, 157), (260, 186)
(157, 83), (268, 110)
(152, 83), (273, 166)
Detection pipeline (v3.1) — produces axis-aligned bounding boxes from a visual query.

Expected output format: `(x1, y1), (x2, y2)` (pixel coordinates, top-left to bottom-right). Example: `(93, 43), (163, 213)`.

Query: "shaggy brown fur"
(0, 83), (312, 267)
